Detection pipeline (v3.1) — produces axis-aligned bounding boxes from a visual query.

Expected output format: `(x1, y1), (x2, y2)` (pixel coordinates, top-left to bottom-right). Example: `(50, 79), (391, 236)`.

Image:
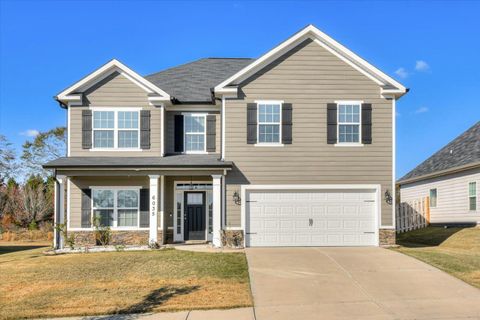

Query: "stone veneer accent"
(379, 229), (396, 246)
(221, 230), (244, 248)
(68, 230), (163, 246)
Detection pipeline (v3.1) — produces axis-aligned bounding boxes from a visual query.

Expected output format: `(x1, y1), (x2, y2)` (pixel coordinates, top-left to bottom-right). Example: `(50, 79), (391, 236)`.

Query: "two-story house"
(45, 25), (407, 249)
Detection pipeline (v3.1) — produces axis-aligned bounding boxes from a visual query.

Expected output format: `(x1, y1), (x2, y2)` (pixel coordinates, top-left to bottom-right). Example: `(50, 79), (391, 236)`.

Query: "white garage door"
(246, 188), (377, 247)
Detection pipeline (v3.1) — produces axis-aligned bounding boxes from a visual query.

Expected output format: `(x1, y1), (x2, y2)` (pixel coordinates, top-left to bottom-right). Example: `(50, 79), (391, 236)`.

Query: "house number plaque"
(151, 195), (156, 217)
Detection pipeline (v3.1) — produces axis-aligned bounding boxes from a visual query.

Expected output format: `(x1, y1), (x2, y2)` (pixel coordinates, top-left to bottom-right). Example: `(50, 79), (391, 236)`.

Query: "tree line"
(0, 127), (65, 232)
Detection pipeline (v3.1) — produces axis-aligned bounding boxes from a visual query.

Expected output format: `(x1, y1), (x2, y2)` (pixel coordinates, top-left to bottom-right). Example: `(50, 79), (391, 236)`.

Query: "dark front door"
(184, 192), (206, 241)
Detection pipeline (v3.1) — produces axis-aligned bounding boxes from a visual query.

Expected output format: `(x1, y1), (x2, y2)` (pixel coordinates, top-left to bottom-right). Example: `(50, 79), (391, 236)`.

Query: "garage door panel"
(280, 219), (295, 229)
(359, 220), (375, 229)
(311, 234), (327, 243)
(326, 206), (342, 215)
(311, 220), (326, 230)
(312, 206), (325, 216)
(281, 207), (294, 215)
(246, 188), (377, 247)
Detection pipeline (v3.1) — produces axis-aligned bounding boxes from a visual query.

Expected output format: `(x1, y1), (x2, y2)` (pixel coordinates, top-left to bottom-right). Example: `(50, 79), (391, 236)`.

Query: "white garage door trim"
(241, 184), (381, 247)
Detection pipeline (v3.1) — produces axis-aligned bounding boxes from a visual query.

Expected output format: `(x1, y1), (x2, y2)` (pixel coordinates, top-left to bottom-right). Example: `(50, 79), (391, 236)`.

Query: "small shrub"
(65, 233), (76, 250)
(93, 217), (111, 246)
(54, 223), (75, 249)
(114, 245), (125, 252)
(28, 220), (38, 230)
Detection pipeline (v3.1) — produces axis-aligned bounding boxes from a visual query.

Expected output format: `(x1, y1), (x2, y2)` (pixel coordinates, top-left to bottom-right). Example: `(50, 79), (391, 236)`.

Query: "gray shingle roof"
(145, 58), (254, 103)
(398, 121), (480, 183)
(43, 154), (232, 169)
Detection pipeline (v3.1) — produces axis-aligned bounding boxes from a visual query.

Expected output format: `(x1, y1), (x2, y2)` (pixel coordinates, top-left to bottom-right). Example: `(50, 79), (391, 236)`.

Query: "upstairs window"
(93, 111), (114, 148)
(469, 182), (477, 211)
(429, 188), (437, 208)
(184, 114), (206, 153)
(258, 102), (281, 144)
(92, 109), (140, 149)
(118, 111), (139, 148)
(338, 103), (361, 143)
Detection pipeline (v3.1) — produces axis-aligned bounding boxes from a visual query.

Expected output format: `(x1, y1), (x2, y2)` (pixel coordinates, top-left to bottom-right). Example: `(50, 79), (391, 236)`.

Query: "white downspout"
(392, 97), (397, 231)
(160, 104), (165, 157)
(221, 96), (226, 161)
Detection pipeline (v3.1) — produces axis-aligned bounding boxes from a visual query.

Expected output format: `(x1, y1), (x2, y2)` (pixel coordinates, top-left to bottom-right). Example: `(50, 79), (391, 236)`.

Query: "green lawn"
(394, 226), (480, 289)
(0, 242), (252, 319)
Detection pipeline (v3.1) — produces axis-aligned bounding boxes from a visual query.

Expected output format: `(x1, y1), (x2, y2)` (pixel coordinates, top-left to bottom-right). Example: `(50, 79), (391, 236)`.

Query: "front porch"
(45, 155), (232, 249)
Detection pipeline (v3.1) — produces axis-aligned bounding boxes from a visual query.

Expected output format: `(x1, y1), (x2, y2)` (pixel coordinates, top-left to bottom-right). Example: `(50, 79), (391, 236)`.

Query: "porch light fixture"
(233, 191), (241, 205)
(385, 189), (393, 205)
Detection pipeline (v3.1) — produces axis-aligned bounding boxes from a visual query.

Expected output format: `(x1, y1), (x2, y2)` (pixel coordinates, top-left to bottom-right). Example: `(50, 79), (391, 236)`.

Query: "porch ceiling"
(43, 154), (232, 170)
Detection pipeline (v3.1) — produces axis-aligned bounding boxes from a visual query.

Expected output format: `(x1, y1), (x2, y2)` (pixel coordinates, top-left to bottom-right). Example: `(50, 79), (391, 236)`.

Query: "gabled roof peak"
(56, 59), (170, 105)
(214, 24), (407, 98)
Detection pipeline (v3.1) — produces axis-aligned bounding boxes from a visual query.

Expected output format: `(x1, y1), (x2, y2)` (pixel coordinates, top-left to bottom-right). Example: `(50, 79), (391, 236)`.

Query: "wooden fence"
(396, 197), (430, 233)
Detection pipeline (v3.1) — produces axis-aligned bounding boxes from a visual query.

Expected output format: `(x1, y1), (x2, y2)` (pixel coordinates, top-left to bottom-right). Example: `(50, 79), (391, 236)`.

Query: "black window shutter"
(362, 103), (372, 144)
(247, 103), (257, 144)
(81, 189), (92, 228)
(82, 110), (92, 149)
(206, 115), (216, 152)
(140, 110), (151, 149)
(139, 188), (150, 228)
(174, 115), (184, 152)
(327, 103), (337, 144)
(282, 103), (293, 144)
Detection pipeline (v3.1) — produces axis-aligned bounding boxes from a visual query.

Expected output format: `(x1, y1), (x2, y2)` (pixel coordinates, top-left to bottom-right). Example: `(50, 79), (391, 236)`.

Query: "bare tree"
(0, 179), (24, 228)
(0, 135), (17, 182)
(21, 127), (66, 178)
(14, 176), (53, 228)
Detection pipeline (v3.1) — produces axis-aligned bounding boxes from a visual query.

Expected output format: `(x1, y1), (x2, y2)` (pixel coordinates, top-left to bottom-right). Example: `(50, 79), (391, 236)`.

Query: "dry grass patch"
(394, 226), (480, 289)
(0, 244), (252, 319)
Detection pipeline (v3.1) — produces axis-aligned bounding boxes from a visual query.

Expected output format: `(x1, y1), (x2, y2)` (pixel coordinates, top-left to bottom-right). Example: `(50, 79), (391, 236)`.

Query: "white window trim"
(90, 186), (144, 230)
(468, 182), (477, 211)
(429, 188), (438, 208)
(90, 107), (142, 151)
(335, 100), (363, 146)
(182, 112), (207, 154)
(256, 100), (283, 146)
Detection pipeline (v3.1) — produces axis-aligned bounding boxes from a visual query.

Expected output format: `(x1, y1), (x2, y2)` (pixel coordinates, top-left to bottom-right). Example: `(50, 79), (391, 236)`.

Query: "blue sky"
(1, 0), (479, 178)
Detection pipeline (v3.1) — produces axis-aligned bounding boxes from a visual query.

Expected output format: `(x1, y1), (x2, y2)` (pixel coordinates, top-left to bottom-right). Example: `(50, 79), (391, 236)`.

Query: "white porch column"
(160, 175), (165, 244)
(149, 175), (159, 244)
(54, 175), (66, 250)
(212, 174), (223, 247)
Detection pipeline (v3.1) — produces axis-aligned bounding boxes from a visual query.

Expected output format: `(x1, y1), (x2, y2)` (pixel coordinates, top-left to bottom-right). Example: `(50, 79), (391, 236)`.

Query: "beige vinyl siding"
(165, 110), (221, 155)
(68, 176), (149, 228)
(400, 167), (480, 224)
(224, 39), (394, 227)
(69, 72), (162, 156)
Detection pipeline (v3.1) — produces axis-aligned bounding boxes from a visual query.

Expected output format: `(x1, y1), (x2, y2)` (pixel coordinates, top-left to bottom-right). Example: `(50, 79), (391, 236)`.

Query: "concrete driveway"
(246, 247), (480, 320)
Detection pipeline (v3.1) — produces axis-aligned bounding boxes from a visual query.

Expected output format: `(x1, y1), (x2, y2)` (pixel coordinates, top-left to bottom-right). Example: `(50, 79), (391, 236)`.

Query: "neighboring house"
(44, 25), (407, 249)
(398, 121), (480, 225)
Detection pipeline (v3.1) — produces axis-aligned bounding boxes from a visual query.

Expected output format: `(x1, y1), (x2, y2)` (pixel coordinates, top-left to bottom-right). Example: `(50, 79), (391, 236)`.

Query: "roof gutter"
(54, 96), (68, 109)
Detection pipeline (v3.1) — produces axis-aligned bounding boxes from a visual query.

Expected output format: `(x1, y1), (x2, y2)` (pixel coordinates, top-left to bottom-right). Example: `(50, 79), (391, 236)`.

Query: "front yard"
(0, 242), (252, 319)
(394, 226), (480, 289)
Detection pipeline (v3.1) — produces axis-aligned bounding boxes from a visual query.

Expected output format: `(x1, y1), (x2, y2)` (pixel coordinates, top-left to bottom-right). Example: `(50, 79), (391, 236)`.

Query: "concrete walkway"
(48, 308), (254, 320)
(246, 247), (480, 320)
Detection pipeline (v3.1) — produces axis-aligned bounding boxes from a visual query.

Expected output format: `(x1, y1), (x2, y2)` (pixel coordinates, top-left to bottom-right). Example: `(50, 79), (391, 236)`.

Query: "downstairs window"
(429, 188), (437, 208)
(469, 182), (477, 211)
(92, 188), (140, 228)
